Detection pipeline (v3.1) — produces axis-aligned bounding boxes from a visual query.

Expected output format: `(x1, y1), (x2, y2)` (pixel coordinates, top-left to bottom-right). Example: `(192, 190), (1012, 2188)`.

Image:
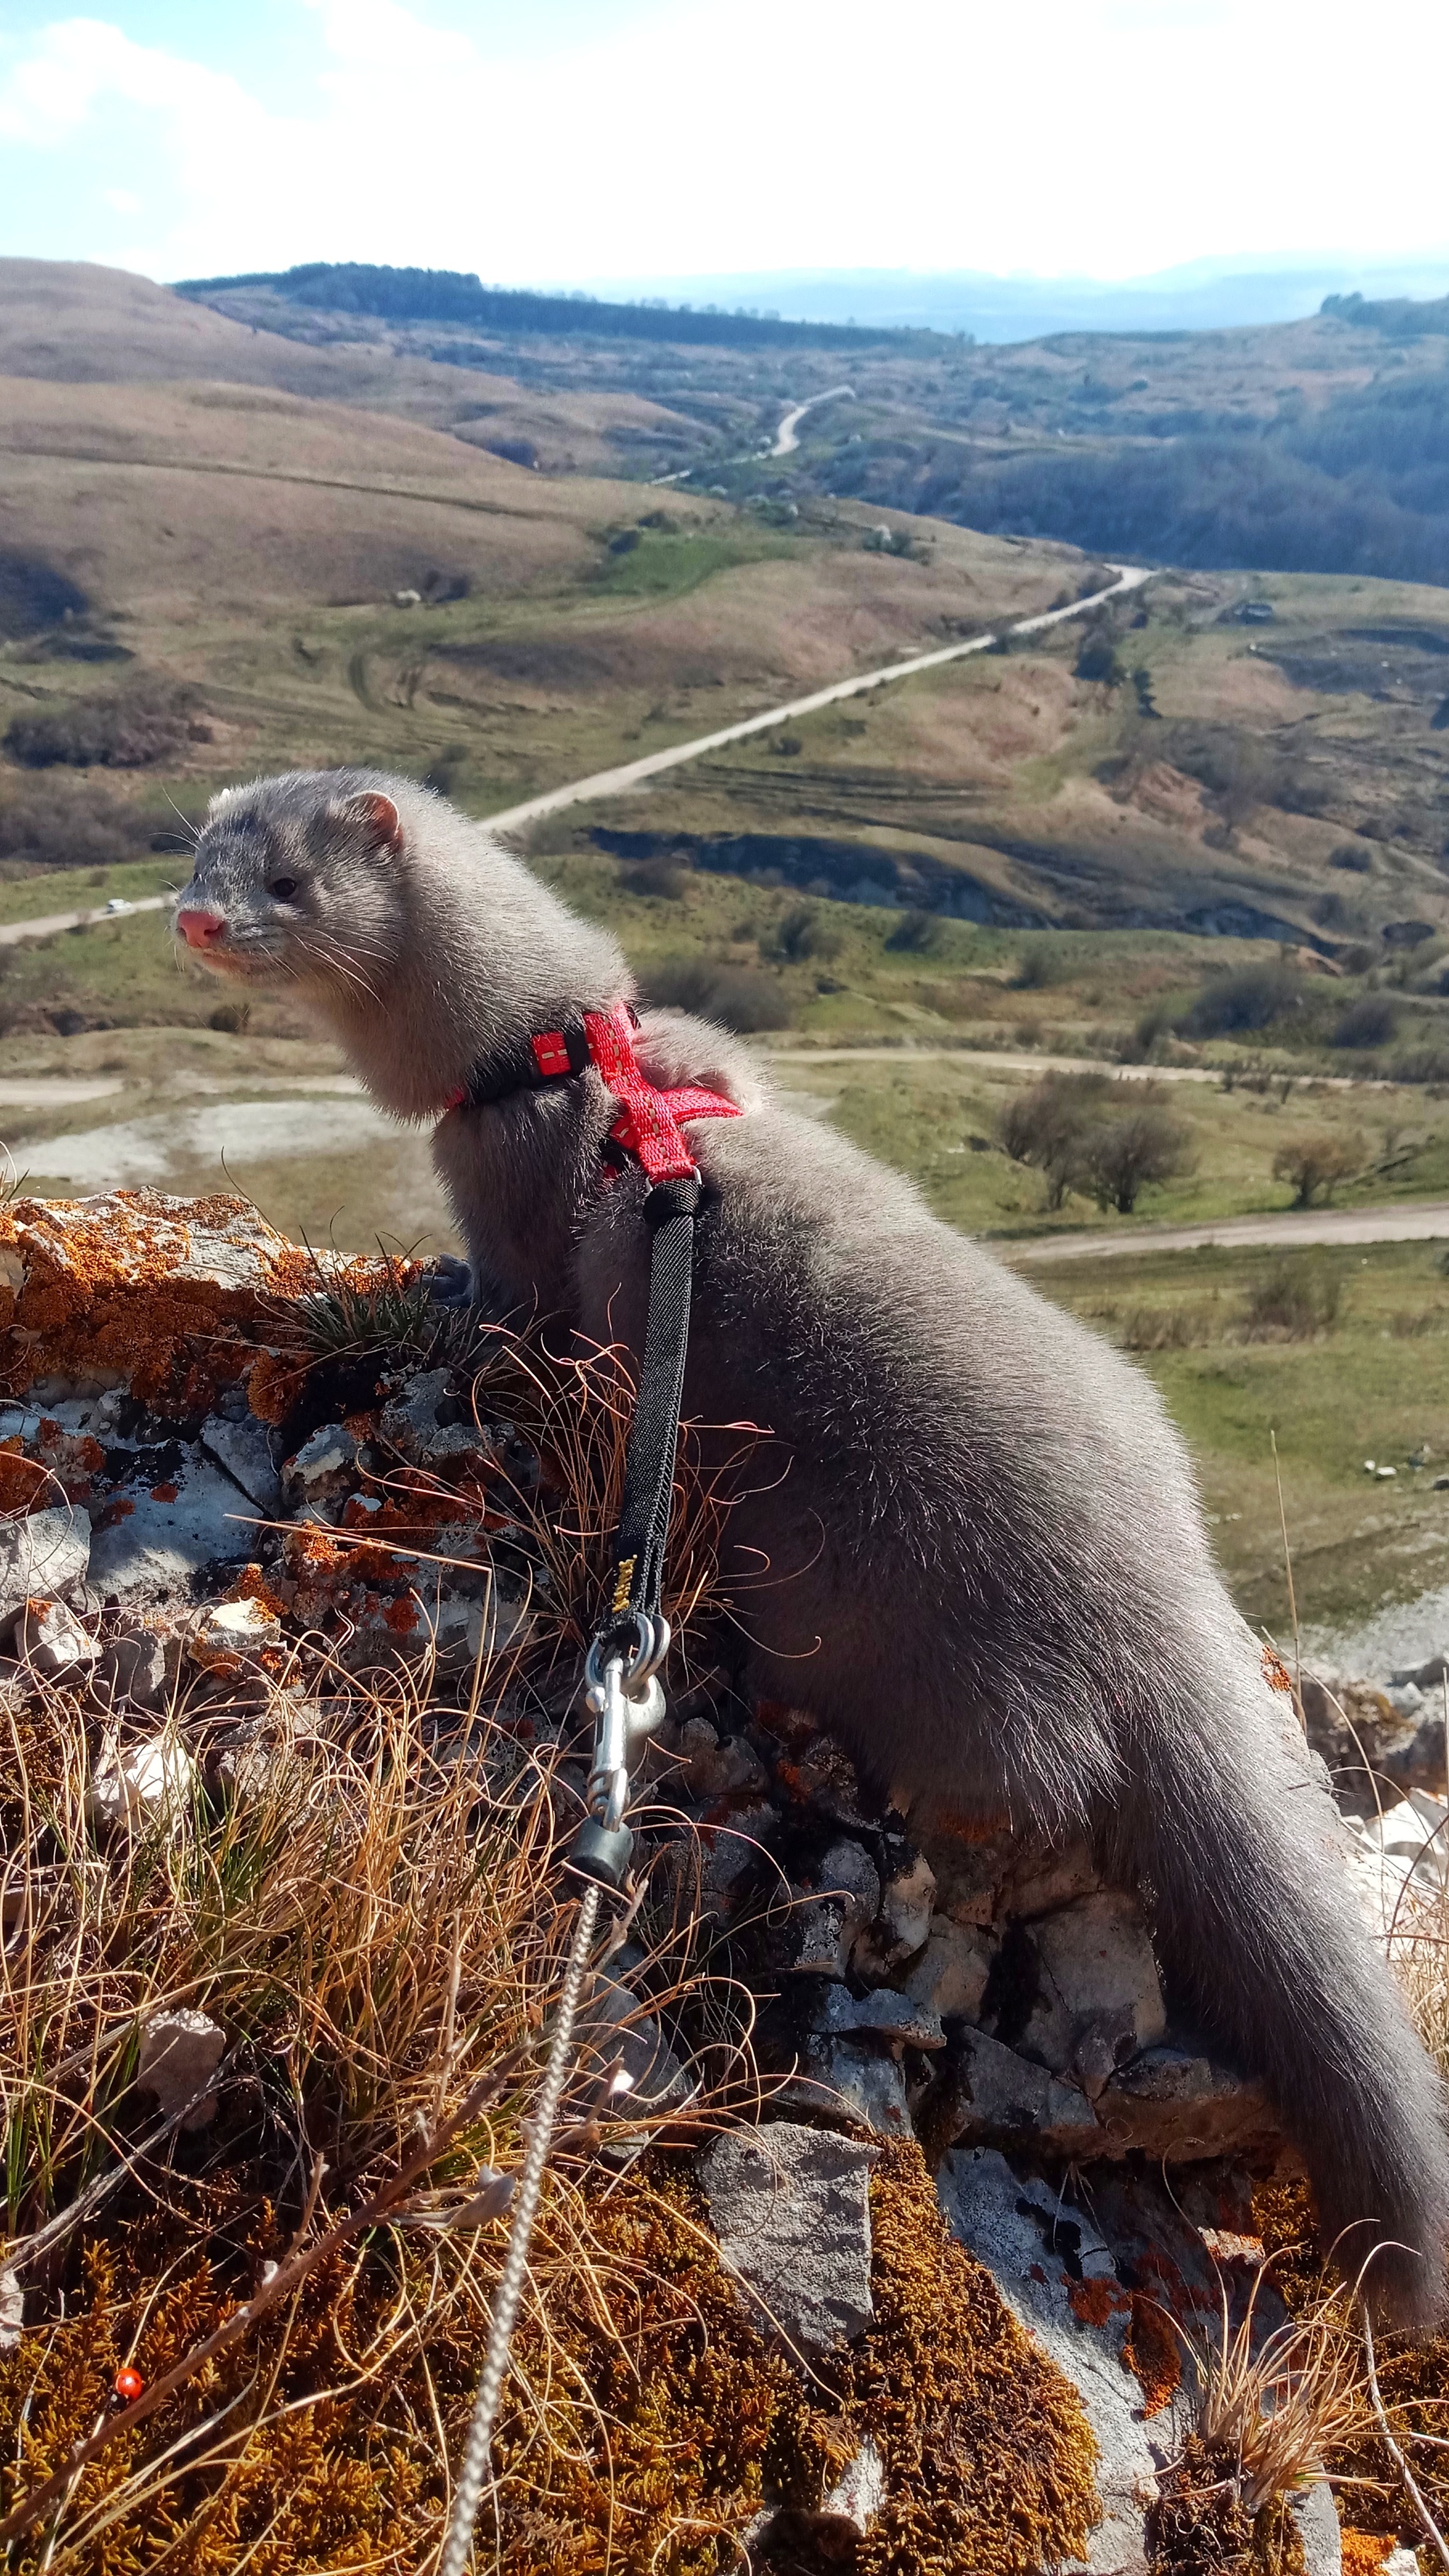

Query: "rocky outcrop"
(0, 1188), (1353, 2573)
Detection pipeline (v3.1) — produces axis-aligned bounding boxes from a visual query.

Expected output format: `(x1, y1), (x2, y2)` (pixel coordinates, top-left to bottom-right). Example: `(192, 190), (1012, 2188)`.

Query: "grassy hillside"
(185, 260), (1449, 585)
(0, 259), (705, 475)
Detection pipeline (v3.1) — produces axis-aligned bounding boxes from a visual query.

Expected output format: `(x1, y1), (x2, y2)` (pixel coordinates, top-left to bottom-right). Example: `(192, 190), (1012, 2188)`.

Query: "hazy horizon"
(3, 1), (1448, 302)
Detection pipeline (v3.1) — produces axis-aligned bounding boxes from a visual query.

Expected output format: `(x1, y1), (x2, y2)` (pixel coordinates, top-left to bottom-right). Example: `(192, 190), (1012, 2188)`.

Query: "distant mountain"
(565, 258), (1449, 343)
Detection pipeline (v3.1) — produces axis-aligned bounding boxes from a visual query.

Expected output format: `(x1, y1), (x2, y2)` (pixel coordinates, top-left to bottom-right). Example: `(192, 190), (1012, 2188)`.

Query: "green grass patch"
(1029, 1239), (1449, 1634)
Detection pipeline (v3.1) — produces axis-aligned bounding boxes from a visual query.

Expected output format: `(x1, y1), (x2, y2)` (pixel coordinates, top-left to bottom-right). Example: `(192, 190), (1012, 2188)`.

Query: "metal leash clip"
(568, 1614), (671, 1890)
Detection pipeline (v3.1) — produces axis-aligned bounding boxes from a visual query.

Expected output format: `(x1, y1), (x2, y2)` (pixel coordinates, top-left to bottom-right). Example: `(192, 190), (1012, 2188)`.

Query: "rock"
(853, 1846), (937, 1978)
(0, 1506), (89, 1623)
(901, 1916), (997, 2021)
(933, 2027), (1102, 2158)
(13, 1597), (100, 1681)
(0, 2270), (22, 2352)
(1005, 1836), (1104, 1919)
(764, 2436), (887, 2558)
(938, 2148), (1160, 2576)
(1021, 1892), (1167, 2098)
(137, 2008), (225, 2129)
(94, 1617), (169, 1710)
(783, 1839), (882, 1976)
(90, 1454), (257, 1602)
(1291, 2481), (1341, 2576)
(201, 1413), (283, 1517)
(377, 1370), (498, 1473)
(283, 1422), (357, 1508)
(1300, 1669), (1444, 1810)
(675, 1715), (767, 1802)
(779, 2037), (913, 2137)
(87, 1731), (196, 1827)
(1344, 1790), (1449, 1933)
(1095, 2046), (1280, 2164)
(577, 1967), (693, 2122)
(918, 1819), (1015, 1926)
(188, 1594), (284, 1676)
(822, 2435), (885, 2533)
(701, 2123), (880, 2354)
(798, 1982), (947, 2051)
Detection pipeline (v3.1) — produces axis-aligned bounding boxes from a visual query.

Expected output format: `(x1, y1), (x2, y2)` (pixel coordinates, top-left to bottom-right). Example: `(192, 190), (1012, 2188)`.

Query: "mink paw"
(429, 1255), (474, 1309)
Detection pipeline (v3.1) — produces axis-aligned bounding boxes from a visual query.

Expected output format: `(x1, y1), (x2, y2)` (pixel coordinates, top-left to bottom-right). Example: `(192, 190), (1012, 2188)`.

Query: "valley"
(2, 253), (1449, 1633)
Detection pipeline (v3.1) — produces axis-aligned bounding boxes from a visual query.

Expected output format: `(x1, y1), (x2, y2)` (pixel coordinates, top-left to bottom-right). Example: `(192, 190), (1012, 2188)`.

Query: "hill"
(179, 260), (1449, 587)
(175, 260), (919, 350)
(0, 260), (702, 476)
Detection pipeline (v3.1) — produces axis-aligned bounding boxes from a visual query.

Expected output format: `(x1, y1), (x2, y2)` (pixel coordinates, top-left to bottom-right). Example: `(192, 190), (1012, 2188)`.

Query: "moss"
(838, 2138), (1100, 2576)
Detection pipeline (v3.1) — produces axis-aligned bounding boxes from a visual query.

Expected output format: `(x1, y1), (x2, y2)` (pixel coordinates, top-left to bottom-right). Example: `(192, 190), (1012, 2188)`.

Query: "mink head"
(175, 769), (418, 996)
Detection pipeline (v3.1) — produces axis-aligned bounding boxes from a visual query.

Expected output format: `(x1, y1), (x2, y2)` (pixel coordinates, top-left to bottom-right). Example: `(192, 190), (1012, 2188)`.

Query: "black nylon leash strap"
(604, 1173), (701, 1644)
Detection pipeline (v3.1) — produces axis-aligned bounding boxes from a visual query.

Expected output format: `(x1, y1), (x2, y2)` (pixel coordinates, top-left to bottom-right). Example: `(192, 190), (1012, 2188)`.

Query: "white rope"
(437, 1878), (601, 2576)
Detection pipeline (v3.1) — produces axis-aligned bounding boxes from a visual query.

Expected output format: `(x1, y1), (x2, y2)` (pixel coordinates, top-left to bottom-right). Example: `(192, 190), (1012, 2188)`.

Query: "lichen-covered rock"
(0, 1190), (388, 1410)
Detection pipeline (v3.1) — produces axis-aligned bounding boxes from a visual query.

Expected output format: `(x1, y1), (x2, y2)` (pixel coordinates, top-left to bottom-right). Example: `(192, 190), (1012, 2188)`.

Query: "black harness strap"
(606, 1175), (701, 1646)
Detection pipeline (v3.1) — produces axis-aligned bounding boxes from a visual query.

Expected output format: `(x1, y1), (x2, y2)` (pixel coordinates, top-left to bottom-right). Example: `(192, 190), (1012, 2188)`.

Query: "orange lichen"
(1068, 2277), (1128, 2328)
(1121, 2292), (1182, 2418)
(1340, 2534), (1396, 2573)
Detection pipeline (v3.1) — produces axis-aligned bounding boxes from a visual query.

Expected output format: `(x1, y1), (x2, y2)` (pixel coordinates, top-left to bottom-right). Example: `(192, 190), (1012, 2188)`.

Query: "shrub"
(621, 857), (685, 899)
(1073, 1103), (1195, 1213)
(1240, 1261), (1343, 1338)
(1332, 992), (1399, 1048)
(641, 958), (792, 1031)
(1271, 1132), (1364, 1206)
(999, 1071), (1111, 1209)
(1331, 842), (1374, 871)
(884, 906), (941, 953)
(1074, 626), (1122, 685)
(5, 684), (202, 770)
(1001, 1072), (1192, 1212)
(1179, 965), (1305, 1037)
(1010, 941), (1068, 990)
(0, 775), (170, 873)
(767, 903), (841, 963)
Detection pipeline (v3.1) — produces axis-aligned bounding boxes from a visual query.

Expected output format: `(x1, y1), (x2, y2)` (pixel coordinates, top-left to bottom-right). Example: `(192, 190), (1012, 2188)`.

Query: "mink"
(177, 767), (1449, 2328)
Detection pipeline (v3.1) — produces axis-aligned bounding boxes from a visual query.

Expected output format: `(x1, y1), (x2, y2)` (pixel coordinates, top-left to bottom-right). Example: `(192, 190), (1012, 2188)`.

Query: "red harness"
(445, 1001), (741, 1184)
(582, 1003), (740, 1183)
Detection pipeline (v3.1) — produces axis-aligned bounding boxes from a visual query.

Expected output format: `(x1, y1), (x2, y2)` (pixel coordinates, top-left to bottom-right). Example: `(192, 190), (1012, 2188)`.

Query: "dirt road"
(0, 895), (169, 948)
(485, 565), (1153, 835)
(1012, 1200), (1449, 1261)
(772, 386), (855, 456)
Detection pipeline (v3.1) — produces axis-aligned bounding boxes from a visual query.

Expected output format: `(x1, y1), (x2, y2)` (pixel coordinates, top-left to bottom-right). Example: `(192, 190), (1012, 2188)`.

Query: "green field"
(1032, 1239), (1449, 1640)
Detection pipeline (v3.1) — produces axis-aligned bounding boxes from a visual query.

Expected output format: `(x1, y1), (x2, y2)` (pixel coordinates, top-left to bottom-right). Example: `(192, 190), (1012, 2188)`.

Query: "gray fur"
(179, 768), (1449, 2326)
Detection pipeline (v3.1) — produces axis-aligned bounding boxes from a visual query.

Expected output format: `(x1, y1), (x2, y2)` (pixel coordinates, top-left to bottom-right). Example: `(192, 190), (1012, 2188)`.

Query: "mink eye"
(268, 878), (299, 902)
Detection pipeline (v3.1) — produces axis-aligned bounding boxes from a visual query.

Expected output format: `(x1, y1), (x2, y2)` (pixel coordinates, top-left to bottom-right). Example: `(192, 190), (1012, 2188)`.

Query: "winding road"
(484, 563), (1153, 836)
(771, 385), (855, 456)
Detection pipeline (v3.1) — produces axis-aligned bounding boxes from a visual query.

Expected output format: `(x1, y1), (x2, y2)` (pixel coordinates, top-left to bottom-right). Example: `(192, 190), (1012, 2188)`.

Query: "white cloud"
(1, 1), (1448, 285)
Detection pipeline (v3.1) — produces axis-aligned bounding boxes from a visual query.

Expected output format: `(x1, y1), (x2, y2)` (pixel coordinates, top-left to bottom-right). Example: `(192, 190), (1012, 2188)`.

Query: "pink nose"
(176, 907), (227, 950)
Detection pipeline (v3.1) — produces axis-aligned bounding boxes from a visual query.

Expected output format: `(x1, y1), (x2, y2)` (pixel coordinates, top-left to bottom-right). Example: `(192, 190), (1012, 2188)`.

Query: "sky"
(1, 0), (1448, 293)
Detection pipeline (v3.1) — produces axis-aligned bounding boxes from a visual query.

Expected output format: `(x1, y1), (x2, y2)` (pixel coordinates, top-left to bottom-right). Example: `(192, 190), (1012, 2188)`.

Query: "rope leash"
(436, 1880), (599, 2576)
(437, 1015), (721, 2572)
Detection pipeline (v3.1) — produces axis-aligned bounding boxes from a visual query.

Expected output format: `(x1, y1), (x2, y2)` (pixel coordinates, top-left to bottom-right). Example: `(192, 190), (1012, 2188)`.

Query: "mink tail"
(1114, 1630), (1449, 2330)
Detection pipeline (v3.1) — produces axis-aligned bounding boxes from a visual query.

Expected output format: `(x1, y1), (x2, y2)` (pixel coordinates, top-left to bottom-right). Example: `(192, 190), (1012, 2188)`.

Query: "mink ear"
(347, 791), (403, 853)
